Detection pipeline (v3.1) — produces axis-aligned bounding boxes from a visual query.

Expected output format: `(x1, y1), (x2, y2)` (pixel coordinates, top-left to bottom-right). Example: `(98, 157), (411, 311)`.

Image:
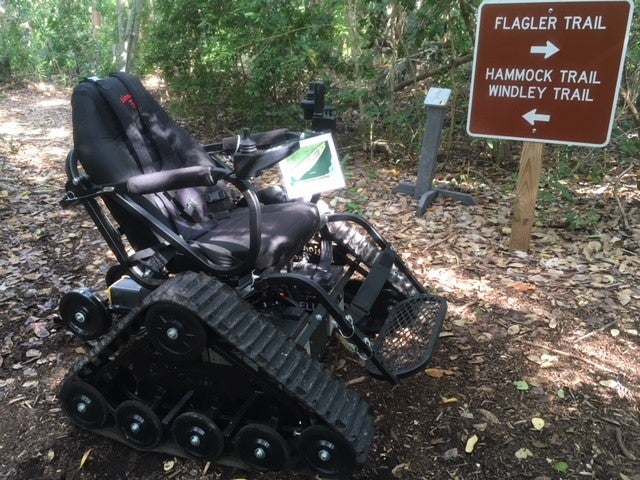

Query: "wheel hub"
(145, 303), (206, 360)
(172, 412), (224, 460)
(189, 435), (201, 447)
(166, 327), (179, 340)
(254, 447), (266, 459)
(318, 448), (331, 462)
(236, 423), (290, 471)
(299, 425), (356, 476)
(59, 289), (111, 340)
(60, 381), (109, 429)
(115, 400), (163, 449)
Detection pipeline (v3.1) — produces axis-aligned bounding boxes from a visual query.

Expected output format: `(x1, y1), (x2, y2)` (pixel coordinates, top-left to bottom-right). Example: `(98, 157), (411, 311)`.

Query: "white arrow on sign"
(522, 109), (551, 125)
(530, 41), (560, 59)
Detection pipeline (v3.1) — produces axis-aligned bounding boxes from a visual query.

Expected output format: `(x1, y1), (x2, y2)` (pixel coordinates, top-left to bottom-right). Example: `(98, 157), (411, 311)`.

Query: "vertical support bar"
(393, 87), (473, 214)
(414, 104), (447, 196)
(510, 141), (544, 252)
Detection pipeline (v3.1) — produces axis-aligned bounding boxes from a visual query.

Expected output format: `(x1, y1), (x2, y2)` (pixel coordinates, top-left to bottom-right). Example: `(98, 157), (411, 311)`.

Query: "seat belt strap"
(86, 77), (153, 175)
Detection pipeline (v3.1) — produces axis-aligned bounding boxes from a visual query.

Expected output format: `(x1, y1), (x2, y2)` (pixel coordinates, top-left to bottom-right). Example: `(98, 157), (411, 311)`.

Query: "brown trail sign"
(468, 0), (633, 147)
(467, 0), (633, 251)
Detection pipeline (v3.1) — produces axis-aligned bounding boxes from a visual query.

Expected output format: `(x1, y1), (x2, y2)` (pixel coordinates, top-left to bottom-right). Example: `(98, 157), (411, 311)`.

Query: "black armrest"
(233, 139), (299, 180)
(125, 166), (230, 194)
(221, 128), (290, 153)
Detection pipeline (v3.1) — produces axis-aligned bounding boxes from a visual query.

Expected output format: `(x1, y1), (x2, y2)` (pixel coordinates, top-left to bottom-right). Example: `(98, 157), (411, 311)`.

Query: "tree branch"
(393, 53), (473, 92)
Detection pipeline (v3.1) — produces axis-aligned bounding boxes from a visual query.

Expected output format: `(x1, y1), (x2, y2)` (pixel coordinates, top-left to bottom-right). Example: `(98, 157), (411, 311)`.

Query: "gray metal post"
(394, 87), (475, 216)
(415, 98), (447, 195)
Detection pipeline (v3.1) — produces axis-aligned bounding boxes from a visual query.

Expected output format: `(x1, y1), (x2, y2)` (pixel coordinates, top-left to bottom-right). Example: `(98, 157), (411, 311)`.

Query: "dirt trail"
(0, 81), (638, 480)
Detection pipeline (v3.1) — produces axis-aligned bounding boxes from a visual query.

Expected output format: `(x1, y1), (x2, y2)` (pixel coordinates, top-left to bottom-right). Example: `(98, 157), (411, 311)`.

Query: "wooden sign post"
(510, 142), (544, 251)
(467, 0), (633, 251)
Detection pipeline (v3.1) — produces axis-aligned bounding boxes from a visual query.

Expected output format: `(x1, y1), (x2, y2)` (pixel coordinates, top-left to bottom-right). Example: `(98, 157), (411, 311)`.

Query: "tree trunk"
(116, 0), (144, 72)
(91, 0), (102, 40)
(0, 0), (10, 83)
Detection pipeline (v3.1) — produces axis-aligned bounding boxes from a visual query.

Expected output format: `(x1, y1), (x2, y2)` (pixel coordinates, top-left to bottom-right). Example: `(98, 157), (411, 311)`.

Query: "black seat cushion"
(195, 202), (321, 270)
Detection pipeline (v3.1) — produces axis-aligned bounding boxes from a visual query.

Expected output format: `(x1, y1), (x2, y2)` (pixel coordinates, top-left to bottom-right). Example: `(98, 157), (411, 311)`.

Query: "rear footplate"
(366, 293), (446, 379)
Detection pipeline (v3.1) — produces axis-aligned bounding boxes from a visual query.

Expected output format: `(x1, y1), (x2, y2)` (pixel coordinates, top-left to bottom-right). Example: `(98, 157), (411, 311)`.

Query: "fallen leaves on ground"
(1, 81), (639, 480)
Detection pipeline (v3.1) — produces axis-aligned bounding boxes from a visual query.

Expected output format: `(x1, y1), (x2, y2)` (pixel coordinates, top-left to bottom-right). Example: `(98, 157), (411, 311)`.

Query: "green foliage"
(536, 148), (611, 231)
(140, 0), (481, 138)
(565, 210), (601, 231)
(552, 460), (569, 473)
(2, 0), (481, 143)
(0, 0), (120, 82)
(356, 1), (478, 148)
(345, 187), (367, 214)
(142, 0), (339, 129)
(3, 0), (636, 186)
(0, 1), (37, 79)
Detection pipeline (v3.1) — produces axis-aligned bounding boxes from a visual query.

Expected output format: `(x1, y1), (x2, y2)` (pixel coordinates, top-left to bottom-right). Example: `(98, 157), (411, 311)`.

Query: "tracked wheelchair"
(57, 72), (446, 477)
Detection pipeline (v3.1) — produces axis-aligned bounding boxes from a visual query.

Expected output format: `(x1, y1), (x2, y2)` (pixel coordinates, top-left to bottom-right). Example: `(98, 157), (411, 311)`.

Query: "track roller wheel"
(60, 381), (109, 429)
(172, 412), (224, 460)
(144, 302), (206, 361)
(115, 400), (163, 449)
(236, 423), (289, 472)
(299, 425), (357, 477)
(105, 264), (127, 286)
(59, 289), (111, 340)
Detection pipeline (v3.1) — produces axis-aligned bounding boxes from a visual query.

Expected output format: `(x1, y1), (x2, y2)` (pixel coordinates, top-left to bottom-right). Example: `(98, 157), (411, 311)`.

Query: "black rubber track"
(327, 220), (418, 296)
(60, 271), (375, 472)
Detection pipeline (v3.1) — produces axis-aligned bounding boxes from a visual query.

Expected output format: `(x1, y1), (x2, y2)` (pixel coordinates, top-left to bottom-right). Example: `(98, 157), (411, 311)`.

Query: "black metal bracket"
(300, 81), (336, 133)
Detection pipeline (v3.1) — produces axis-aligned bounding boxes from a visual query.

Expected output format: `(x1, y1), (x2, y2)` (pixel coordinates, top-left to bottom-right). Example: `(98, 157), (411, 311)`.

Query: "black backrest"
(73, 72), (220, 180)
(72, 79), (145, 183)
(71, 73), (230, 249)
